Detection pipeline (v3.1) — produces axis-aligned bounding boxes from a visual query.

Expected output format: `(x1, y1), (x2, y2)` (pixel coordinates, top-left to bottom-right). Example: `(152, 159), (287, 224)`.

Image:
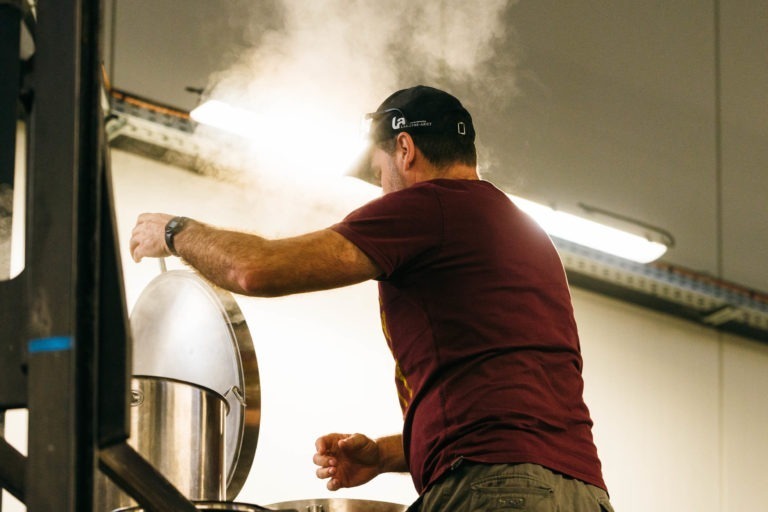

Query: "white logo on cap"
(392, 117), (406, 129)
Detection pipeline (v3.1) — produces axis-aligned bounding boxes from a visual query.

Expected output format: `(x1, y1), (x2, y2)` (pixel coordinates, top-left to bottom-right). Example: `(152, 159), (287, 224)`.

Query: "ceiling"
(103, 0), (768, 294)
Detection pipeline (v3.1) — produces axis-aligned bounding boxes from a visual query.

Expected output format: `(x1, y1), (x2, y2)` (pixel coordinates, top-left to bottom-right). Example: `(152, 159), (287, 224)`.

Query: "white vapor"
(198, 0), (520, 185)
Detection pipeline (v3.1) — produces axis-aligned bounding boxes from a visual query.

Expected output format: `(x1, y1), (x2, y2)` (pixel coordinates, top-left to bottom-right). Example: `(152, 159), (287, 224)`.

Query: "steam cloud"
(202, 0), (519, 170)
(210, 1), (517, 98)
(188, 0), (521, 236)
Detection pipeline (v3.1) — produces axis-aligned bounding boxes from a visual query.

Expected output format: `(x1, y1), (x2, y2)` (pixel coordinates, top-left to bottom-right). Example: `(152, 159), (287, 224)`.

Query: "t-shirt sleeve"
(330, 185), (444, 279)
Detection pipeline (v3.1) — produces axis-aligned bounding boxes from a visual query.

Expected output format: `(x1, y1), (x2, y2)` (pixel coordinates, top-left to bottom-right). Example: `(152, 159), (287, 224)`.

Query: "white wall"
(3, 150), (768, 510)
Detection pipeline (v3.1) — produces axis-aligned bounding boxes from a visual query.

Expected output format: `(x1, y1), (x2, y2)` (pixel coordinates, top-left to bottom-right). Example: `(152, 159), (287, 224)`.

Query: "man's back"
(333, 179), (605, 493)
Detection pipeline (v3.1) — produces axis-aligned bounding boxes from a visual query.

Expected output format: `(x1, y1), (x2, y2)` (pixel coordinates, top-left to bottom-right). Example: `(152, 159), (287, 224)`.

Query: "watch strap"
(164, 216), (188, 256)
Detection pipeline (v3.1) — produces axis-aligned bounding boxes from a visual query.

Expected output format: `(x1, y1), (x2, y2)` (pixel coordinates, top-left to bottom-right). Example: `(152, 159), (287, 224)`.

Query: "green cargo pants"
(410, 462), (615, 511)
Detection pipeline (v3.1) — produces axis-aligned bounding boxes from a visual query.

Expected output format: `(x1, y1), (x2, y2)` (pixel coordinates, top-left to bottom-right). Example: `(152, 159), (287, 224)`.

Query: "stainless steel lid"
(114, 502), (287, 512)
(130, 269), (260, 499)
(266, 499), (409, 512)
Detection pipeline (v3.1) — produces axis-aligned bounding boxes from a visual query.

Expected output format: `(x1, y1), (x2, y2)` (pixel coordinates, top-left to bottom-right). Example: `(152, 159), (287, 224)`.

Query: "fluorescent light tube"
(509, 194), (668, 263)
(190, 99), (367, 181)
(190, 100), (261, 139)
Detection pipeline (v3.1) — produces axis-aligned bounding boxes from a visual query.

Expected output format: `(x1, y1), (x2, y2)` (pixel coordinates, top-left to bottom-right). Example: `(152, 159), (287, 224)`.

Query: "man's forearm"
(172, 219), (271, 295)
(375, 434), (408, 474)
(170, 219), (380, 297)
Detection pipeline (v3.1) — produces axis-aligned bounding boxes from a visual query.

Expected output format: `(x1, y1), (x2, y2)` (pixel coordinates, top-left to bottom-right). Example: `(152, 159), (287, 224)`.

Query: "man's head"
(368, 85), (477, 166)
(350, 86), (478, 189)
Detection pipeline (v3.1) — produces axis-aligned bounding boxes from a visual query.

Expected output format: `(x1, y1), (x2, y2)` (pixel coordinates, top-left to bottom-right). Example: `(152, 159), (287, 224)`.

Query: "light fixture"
(190, 99), (367, 181)
(508, 194), (670, 263)
(190, 100), (261, 140)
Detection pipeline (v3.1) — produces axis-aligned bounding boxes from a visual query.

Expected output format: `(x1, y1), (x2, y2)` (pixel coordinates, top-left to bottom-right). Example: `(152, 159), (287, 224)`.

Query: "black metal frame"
(0, 3), (27, 508)
(0, 1), (196, 510)
(0, 0), (20, 188)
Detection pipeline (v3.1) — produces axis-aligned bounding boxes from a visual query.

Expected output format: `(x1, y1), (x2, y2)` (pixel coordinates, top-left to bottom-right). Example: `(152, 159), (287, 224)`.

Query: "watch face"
(166, 217), (184, 233)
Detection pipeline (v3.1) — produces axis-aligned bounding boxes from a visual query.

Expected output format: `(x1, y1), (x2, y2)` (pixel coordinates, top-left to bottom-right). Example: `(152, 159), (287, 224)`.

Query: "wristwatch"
(164, 216), (188, 256)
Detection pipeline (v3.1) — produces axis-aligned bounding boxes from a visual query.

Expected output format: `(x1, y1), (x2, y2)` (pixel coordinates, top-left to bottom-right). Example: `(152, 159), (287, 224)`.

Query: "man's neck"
(426, 163), (479, 181)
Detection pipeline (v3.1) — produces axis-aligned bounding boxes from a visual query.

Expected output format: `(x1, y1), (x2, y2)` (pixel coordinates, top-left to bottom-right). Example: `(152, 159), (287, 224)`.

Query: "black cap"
(366, 85), (475, 143)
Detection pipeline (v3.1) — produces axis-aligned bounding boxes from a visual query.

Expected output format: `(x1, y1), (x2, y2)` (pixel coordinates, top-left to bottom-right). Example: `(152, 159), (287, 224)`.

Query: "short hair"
(377, 133), (477, 170)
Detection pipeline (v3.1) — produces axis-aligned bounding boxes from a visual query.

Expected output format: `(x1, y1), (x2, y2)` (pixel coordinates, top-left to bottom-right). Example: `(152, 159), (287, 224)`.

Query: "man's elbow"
(233, 267), (283, 297)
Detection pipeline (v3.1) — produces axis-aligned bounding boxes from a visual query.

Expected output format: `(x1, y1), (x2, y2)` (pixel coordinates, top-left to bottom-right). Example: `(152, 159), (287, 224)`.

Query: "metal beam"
(97, 145), (130, 448)
(557, 238), (768, 342)
(24, 0), (101, 509)
(0, 436), (25, 503)
(0, 0), (21, 187)
(0, 1), (27, 410)
(0, 273), (26, 407)
(0, 412), (26, 502)
(99, 444), (198, 512)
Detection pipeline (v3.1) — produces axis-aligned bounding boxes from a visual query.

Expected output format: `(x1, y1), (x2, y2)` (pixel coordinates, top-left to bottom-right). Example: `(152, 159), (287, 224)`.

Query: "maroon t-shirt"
(331, 179), (605, 493)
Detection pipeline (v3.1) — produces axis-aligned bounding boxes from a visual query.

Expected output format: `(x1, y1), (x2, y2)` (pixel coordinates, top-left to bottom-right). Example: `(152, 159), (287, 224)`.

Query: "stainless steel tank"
(97, 269), (261, 511)
(96, 376), (228, 510)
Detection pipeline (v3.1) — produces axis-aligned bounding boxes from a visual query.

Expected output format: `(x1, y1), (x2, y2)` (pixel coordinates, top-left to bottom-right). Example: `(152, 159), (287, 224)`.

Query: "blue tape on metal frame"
(28, 336), (74, 353)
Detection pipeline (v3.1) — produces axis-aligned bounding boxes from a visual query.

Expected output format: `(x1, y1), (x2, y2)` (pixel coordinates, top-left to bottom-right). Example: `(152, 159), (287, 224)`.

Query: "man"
(130, 85), (613, 511)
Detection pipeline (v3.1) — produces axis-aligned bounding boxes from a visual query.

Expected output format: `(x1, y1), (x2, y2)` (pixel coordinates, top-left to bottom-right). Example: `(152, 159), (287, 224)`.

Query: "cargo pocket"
(469, 475), (555, 511)
(598, 497), (615, 512)
(589, 484), (615, 512)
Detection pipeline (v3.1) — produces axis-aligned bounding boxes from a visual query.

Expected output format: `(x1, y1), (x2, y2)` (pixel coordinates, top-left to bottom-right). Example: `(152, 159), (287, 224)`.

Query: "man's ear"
(395, 132), (417, 170)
